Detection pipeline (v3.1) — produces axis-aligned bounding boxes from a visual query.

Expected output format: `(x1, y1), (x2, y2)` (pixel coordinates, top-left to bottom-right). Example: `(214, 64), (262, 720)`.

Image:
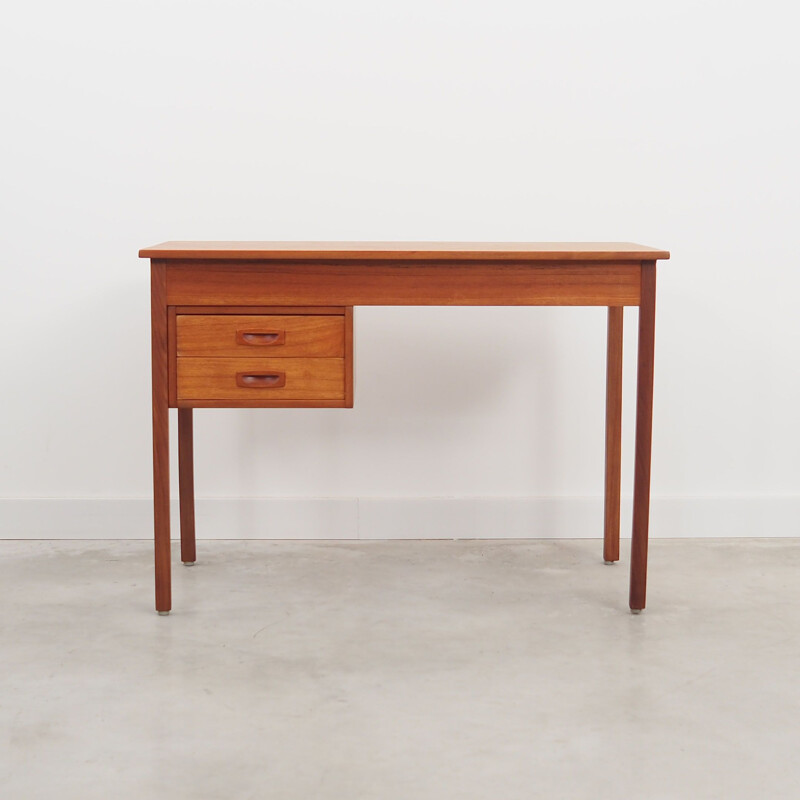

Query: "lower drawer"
(177, 357), (345, 405)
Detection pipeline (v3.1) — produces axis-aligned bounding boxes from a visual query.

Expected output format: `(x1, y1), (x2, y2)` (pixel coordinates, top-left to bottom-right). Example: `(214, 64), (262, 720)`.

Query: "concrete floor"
(1, 539), (799, 799)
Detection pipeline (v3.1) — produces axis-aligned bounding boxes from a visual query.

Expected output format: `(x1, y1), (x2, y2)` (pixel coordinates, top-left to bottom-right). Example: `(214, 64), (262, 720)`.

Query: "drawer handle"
(236, 372), (286, 389)
(236, 330), (286, 346)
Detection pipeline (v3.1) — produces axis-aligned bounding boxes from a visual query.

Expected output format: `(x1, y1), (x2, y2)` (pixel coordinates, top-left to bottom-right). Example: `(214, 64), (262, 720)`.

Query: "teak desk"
(141, 242), (669, 615)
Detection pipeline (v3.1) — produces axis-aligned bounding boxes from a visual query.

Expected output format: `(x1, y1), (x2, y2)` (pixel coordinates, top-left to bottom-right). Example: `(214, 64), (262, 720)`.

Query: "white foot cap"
(157, 610), (170, 616)
(630, 609), (643, 615)
(603, 560), (616, 565)
(183, 561), (196, 566)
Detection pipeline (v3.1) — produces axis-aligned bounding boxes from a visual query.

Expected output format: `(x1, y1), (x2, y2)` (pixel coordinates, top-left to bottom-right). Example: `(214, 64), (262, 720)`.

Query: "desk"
(140, 242), (670, 615)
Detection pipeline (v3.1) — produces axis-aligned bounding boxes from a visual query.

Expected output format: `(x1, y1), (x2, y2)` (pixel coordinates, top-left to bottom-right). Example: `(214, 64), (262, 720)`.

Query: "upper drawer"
(176, 314), (344, 358)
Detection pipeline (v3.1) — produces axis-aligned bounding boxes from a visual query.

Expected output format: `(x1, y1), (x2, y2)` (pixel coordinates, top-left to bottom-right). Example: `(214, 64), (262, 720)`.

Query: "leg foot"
(182, 561), (196, 566)
(630, 608), (643, 615)
(157, 610), (170, 616)
(604, 560), (617, 565)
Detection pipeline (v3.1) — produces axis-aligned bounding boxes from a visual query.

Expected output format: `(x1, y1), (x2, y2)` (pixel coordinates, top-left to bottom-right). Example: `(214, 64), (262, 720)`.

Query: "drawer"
(177, 357), (345, 404)
(177, 314), (344, 358)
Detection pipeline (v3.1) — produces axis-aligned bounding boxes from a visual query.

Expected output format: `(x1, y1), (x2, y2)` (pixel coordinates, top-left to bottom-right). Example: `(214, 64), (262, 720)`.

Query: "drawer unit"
(172, 308), (353, 408)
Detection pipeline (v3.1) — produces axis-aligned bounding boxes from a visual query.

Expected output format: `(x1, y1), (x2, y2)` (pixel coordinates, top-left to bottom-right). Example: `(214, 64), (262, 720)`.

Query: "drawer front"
(177, 315), (344, 358)
(177, 357), (345, 403)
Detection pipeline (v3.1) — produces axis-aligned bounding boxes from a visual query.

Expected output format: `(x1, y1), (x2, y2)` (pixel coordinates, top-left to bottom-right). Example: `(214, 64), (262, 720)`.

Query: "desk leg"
(178, 409), (197, 565)
(151, 261), (171, 615)
(630, 262), (656, 612)
(604, 307), (623, 563)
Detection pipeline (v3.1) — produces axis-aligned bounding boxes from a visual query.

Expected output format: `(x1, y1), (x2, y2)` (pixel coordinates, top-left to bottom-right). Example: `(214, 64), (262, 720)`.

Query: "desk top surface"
(140, 241), (669, 262)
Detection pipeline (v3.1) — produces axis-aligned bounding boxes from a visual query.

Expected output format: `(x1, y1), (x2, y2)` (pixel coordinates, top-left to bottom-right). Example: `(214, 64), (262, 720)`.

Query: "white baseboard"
(1, 496), (798, 539)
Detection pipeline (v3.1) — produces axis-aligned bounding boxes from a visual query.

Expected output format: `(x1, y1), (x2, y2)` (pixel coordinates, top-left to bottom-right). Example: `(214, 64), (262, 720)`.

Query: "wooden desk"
(141, 242), (670, 615)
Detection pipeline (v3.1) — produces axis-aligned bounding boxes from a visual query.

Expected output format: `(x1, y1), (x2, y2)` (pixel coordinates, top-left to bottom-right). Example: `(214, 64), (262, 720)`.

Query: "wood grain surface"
(150, 261), (171, 613)
(177, 314), (345, 358)
(174, 306), (345, 315)
(630, 262), (657, 611)
(166, 262), (642, 307)
(141, 241), (670, 261)
(177, 357), (345, 403)
(178, 408), (196, 565)
(603, 307), (624, 564)
(344, 307), (354, 408)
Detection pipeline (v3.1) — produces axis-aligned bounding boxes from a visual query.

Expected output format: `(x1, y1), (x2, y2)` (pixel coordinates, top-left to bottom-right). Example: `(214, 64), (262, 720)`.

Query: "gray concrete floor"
(1, 539), (799, 799)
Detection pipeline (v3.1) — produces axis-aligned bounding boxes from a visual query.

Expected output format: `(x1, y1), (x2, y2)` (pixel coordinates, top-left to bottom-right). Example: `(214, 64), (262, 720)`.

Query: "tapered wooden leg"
(630, 262), (657, 612)
(151, 261), (171, 614)
(178, 408), (197, 565)
(603, 307), (623, 563)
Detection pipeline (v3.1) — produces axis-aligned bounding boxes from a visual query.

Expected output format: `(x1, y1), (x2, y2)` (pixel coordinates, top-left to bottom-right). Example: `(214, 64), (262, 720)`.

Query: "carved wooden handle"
(236, 330), (286, 346)
(235, 372), (286, 389)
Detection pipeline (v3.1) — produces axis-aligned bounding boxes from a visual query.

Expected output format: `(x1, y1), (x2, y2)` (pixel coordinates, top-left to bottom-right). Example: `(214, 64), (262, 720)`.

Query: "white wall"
(2, 0), (798, 538)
